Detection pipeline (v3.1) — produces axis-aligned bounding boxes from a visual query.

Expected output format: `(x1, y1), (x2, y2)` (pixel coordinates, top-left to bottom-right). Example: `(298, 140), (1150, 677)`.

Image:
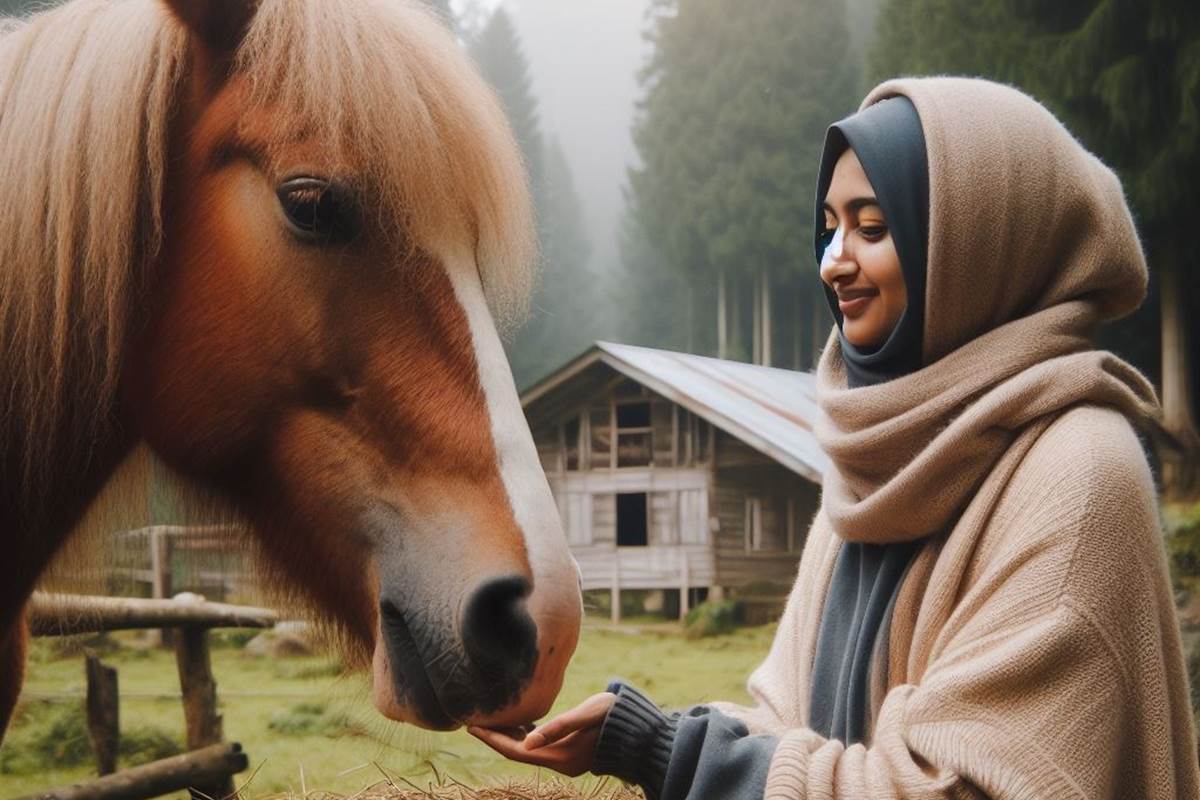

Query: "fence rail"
(27, 592), (277, 636)
(27, 593), (277, 800)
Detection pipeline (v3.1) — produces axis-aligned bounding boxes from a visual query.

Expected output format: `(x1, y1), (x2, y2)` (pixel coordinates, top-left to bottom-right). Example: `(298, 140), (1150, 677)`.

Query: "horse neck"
(0, 413), (134, 631)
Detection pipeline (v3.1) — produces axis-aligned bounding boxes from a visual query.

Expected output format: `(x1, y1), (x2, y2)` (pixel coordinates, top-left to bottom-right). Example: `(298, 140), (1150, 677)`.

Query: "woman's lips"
(838, 291), (877, 317)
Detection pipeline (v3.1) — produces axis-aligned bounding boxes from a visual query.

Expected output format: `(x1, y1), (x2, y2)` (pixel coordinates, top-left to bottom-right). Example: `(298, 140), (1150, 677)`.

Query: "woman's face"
(819, 149), (907, 350)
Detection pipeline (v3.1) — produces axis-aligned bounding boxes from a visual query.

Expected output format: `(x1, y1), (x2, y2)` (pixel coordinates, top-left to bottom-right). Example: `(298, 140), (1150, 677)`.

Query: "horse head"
(115, 0), (581, 730)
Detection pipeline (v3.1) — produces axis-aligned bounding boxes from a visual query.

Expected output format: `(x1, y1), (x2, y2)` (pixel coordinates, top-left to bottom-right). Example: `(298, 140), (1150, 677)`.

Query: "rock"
(243, 621), (314, 657)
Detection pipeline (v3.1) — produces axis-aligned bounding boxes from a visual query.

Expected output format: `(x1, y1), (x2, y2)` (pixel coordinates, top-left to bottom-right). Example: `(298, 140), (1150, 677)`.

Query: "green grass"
(0, 620), (776, 798)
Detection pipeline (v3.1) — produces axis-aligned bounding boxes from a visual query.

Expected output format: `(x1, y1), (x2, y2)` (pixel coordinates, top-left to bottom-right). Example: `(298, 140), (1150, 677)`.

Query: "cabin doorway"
(616, 493), (648, 547)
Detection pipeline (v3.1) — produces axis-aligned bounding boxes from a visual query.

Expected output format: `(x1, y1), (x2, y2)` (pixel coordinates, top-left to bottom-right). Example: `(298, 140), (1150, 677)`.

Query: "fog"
(456, 0), (652, 274)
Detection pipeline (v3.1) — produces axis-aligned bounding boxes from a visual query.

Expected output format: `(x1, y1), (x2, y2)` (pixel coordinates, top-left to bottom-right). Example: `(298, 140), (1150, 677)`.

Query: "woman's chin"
(842, 323), (888, 351)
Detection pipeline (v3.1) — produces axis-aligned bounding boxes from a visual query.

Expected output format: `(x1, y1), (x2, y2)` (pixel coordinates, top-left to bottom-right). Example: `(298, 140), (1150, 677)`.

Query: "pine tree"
(468, 7), (544, 198)
(421, 0), (457, 35)
(623, 0), (858, 367)
(508, 139), (596, 388)
(0, 0), (53, 14)
(872, 0), (1200, 498)
(467, 9), (598, 388)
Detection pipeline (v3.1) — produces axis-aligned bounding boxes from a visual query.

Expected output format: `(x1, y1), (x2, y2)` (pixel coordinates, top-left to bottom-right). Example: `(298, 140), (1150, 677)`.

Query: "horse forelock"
(234, 0), (537, 330)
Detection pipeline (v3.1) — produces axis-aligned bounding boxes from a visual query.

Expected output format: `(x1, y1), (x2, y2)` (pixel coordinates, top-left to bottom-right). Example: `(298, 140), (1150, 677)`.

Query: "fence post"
(84, 655), (119, 776)
(174, 627), (231, 799)
(149, 529), (173, 647)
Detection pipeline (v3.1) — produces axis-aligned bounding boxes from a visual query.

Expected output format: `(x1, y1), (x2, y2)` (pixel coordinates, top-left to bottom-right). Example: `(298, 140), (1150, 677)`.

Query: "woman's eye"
(859, 225), (887, 240)
(815, 227), (837, 262)
(277, 178), (360, 244)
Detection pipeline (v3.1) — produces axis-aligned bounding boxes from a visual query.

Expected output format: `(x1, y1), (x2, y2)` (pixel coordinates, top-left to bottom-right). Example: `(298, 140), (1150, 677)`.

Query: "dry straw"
(268, 777), (643, 800)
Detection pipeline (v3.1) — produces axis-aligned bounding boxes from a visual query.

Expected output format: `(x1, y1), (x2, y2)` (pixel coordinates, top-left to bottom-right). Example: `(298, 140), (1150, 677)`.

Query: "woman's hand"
(467, 692), (617, 777)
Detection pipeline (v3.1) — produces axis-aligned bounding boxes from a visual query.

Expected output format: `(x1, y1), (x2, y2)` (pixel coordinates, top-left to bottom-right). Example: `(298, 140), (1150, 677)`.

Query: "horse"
(0, 0), (582, 738)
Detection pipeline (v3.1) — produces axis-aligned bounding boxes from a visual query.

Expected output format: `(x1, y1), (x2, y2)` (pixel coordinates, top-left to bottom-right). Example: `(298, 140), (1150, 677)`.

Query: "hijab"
(814, 95), (929, 389)
(807, 95), (928, 744)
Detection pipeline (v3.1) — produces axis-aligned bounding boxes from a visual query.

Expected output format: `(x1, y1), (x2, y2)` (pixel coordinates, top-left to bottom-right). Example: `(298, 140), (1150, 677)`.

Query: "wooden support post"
(174, 628), (230, 800)
(610, 557), (621, 625)
(85, 655), (118, 776)
(679, 557), (691, 621)
(13, 741), (249, 800)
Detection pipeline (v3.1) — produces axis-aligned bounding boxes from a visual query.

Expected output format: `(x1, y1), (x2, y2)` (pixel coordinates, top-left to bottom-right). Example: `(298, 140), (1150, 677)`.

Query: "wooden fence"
(17, 593), (278, 800)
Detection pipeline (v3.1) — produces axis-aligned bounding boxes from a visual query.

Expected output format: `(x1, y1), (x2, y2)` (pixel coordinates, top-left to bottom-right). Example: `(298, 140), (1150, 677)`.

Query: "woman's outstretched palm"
(468, 692), (617, 777)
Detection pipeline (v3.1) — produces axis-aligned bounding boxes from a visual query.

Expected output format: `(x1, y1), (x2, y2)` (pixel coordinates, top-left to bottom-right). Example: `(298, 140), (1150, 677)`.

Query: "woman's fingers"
(467, 725), (599, 777)
(467, 725), (533, 761)
(524, 692), (617, 749)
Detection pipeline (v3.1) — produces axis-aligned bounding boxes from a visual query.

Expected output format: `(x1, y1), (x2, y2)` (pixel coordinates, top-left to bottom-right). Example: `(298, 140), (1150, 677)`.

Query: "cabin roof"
(521, 342), (828, 483)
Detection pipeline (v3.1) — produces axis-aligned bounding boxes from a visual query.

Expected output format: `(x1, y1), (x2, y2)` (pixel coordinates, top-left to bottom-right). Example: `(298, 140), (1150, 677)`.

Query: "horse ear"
(163, 0), (259, 58)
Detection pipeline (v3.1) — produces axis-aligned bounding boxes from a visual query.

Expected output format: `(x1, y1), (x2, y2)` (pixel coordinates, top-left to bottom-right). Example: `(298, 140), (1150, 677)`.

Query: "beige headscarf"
(814, 76), (1163, 546)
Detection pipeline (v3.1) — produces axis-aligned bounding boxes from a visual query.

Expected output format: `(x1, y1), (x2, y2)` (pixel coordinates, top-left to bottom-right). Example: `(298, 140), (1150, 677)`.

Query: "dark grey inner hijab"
(807, 96), (929, 745)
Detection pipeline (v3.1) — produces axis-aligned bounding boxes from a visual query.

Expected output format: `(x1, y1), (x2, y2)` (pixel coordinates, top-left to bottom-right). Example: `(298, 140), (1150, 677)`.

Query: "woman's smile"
(837, 288), (879, 318)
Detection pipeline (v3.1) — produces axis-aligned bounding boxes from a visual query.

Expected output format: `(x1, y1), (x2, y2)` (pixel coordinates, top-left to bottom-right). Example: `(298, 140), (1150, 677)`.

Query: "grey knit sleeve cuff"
(593, 681), (680, 799)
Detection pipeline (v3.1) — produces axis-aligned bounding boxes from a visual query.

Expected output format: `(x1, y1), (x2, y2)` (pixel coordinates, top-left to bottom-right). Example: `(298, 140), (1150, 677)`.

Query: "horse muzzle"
(374, 573), (540, 730)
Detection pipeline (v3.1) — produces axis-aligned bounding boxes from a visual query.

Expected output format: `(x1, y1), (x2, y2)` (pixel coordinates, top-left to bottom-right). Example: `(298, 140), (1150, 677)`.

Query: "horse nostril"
(461, 574), (538, 679)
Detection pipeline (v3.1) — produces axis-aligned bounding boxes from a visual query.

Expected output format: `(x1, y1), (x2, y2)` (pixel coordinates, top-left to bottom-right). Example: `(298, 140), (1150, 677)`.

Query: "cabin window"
(746, 495), (786, 551)
(616, 401), (653, 467)
(563, 416), (581, 471)
(616, 493), (649, 547)
(745, 497), (763, 551)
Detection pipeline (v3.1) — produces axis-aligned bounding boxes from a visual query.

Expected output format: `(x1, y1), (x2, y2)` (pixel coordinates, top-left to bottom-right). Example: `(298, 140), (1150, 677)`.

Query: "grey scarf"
(807, 95), (928, 745)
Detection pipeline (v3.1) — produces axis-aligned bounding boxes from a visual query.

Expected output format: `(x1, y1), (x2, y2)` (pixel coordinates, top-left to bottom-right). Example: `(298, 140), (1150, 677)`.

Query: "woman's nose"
(819, 226), (854, 285)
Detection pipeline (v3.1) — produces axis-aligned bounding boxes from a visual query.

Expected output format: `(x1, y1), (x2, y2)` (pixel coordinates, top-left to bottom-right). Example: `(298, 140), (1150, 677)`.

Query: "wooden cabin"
(521, 342), (828, 621)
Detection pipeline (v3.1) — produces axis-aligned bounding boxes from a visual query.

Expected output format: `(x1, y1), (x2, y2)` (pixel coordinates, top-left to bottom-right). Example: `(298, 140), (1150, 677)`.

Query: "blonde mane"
(0, 0), (535, 522)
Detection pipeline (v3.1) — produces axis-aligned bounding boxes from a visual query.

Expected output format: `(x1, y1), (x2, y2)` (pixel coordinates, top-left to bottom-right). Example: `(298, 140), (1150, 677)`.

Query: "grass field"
(0, 620), (776, 798)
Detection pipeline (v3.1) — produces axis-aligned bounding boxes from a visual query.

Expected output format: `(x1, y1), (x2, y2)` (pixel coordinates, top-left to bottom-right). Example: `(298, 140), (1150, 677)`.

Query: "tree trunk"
(793, 284), (803, 370)
(761, 269), (772, 367)
(752, 272), (762, 365)
(717, 270), (728, 359)
(1160, 264), (1200, 500)
(686, 282), (694, 354)
(731, 278), (742, 360)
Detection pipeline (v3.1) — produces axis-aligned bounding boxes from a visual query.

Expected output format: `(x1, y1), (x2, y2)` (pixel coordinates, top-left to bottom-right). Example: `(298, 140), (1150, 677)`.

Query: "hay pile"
(274, 776), (643, 799)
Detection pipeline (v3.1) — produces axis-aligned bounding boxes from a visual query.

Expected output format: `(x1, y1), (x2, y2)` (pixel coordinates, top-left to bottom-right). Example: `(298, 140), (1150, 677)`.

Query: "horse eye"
(276, 178), (360, 244)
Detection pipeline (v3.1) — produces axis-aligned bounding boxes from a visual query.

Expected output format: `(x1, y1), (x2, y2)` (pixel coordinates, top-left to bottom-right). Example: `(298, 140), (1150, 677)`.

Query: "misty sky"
(455, 0), (653, 274)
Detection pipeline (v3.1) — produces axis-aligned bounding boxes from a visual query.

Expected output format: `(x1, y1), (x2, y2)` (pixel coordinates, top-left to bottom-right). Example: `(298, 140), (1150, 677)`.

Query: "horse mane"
(1, 0), (536, 523)
(236, 0), (537, 317)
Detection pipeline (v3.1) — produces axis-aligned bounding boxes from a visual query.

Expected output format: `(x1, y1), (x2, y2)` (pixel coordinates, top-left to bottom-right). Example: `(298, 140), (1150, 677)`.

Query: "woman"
(471, 77), (1200, 798)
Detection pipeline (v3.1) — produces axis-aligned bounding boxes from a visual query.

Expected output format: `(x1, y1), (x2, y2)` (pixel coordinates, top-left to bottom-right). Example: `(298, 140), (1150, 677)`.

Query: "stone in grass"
(244, 620), (315, 657)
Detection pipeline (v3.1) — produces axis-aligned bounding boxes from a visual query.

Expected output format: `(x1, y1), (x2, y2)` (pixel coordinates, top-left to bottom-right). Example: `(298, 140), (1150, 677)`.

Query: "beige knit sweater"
(714, 78), (1200, 799)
